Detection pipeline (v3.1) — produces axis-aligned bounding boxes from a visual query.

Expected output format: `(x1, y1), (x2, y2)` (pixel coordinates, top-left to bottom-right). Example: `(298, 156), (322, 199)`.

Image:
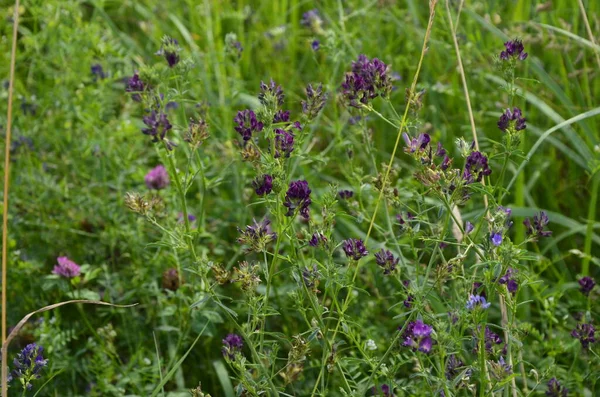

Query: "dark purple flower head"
(237, 218), (277, 252)
(234, 110), (264, 142)
(156, 36), (181, 67)
(311, 40), (320, 51)
(301, 9), (323, 30)
(464, 151), (492, 183)
(401, 319), (434, 353)
(91, 64), (106, 80)
(338, 190), (353, 200)
(571, 323), (596, 348)
(498, 107), (526, 132)
(126, 72), (146, 102)
(403, 294), (414, 308)
(308, 232), (327, 247)
(342, 238), (368, 261)
(252, 174), (273, 196)
(466, 294), (490, 310)
(177, 213), (197, 224)
(341, 55), (393, 107)
(142, 111), (174, 149)
(499, 268), (518, 294)
(500, 39), (528, 61)
(380, 384), (393, 397)
(546, 378), (568, 397)
(374, 249), (399, 275)
(445, 355), (464, 380)
(222, 334), (243, 359)
(274, 129), (295, 158)
(145, 165), (170, 190)
(302, 83), (328, 120)
(9, 343), (48, 390)
(403, 133), (430, 153)
(523, 211), (552, 239)
(258, 79), (285, 107)
(578, 276), (596, 296)
(490, 232), (503, 247)
(273, 110), (290, 123)
(484, 326), (503, 353)
(465, 221), (475, 234)
(435, 142), (446, 157)
(53, 256), (81, 278)
(284, 180), (312, 219)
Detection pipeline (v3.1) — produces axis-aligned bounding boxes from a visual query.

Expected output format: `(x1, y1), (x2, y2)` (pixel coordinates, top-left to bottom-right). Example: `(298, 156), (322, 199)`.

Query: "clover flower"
(237, 218), (277, 252)
(499, 268), (518, 294)
(500, 39), (528, 61)
(222, 334), (244, 360)
(308, 232), (327, 247)
(571, 323), (596, 349)
(185, 118), (209, 148)
(8, 343), (48, 391)
(338, 190), (353, 200)
(302, 83), (327, 119)
(252, 174), (273, 196)
(466, 294), (491, 310)
(524, 211), (552, 239)
(156, 36), (181, 67)
(126, 72), (146, 102)
(342, 238), (368, 260)
(145, 165), (170, 190)
(258, 79), (285, 108)
(341, 54), (393, 108)
(301, 9), (323, 31)
(142, 111), (175, 149)
(91, 64), (106, 80)
(463, 151), (491, 183)
(403, 133), (430, 153)
(401, 319), (434, 353)
(490, 356), (512, 380)
(234, 110), (264, 142)
(274, 129), (295, 158)
(546, 378), (568, 397)
(273, 110), (290, 123)
(284, 180), (312, 219)
(498, 107), (526, 132)
(484, 327), (503, 352)
(490, 232), (503, 247)
(445, 355), (465, 380)
(53, 256), (81, 278)
(374, 249), (399, 275)
(578, 276), (596, 296)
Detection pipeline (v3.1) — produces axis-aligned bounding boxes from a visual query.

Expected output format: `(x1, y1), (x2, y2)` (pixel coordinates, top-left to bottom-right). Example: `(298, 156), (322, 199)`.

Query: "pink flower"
(53, 256), (81, 278)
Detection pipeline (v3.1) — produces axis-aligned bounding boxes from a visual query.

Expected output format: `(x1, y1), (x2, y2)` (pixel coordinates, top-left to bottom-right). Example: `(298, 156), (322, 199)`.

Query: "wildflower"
(126, 72), (146, 102)
(466, 294), (491, 310)
(490, 232), (503, 247)
(341, 54), (393, 107)
(342, 238), (368, 260)
(124, 192), (160, 215)
(222, 334), (244, 360)
(374, 249), (399, 275)
(233, 261), (262, 293)
(162, 268), (182, 291)
(273, 110), (290, 123)
(225, 32), (243, 58)
(234, 110), (264, 142)
(463, 151), (491, 183)
(465, 221), (474, 234)
(571, 323), (596, 349)
(445, 355), (464, 380)
(401, 319), (434, 353)
(499, 268), (518, 294)
(308, 232), (327, 247)
(484, 326), (503, 352)
(252, 174), (273, 196)
(274, 129), (295, 158)
(380, 384), (394, 397)
(500, 39), (528, 61)
(301, 9), (323, 31)
(546, 378), (568, 397)
(498, 107), (526, 132)
(156, 36), (181, 67)
(210, 263), (230, 285)
(403, 295), (414, 308)
(237, 218), (277, 252)
(144, 165), (170, 190)
(91, 64), (106, 80)
(578, 276), (596, 296)
(365, 339), (377, 351)
(302, 83), (328, 119)
(490, 356), (512, 380)
(403, 133), (430, 153)
(301, 264), (321, 293)
(8, 343), (48, 391)
(338, 190), (353, 200)
(284, 180), (312, 219)
(311, 40), (320, 51)
(53, 256), (81, 278)
(142, 111), (175, 149)
(258, 79), (285, 108)
(523, 211), (552, 239)
(185, 118), (209, 148)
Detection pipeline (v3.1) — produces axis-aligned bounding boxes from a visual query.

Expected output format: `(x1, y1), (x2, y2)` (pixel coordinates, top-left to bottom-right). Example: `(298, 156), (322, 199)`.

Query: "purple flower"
(465, 221), (475, 234)
(342, 238), (368, 261)
(500, 39), (528, 61)
(571, 323), (596, 348)
(445, 355), (464, 380)
(145, 165), (170, 190)
(301, 9), (323, 29)
(490, 232), (503, 247)
(177, 213), (197, 224)
(374, 249), (399, 275)
(237, 218), (277, 252)
(338, 190), (353, 200)
(302, 83), (328, 119)
(234, 110), (264, 142)
(464, 151), (491, 183)
(403, 295), (414, 308)
(91, 64), (106, 80)
(156, 36), (180, 67)
(466, 294), (491, 310)
(274, 129), (295, 158)
(273, 110), (290, 123)
(498, 107), (526, 132)
(308, 232), (327, 247)
(311, 40), (320, 51)
(8, 343), (48, 390)
(524, 211), (552, 239)
(125, 72), (146, 102)
(142, 111), (174, 149)
(401, 319), (434, 353)
(284, 180), (312, 219)
(222, 334), (243, 359)
(252, 174), (273, 196)
(53, 256), (81, 278)
(258, 79), (285, 107)
(341, 54), (392, 107)
(402, 133), (431, 153)
(499, 268), (518, 294)
(380, 384), (394, 397)
(484, 327), (503, 352)
(578, 276), (596, 296)
(546, 378), (568, 397)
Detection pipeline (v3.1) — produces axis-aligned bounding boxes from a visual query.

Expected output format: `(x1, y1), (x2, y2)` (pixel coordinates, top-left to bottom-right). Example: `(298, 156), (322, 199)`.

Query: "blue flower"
(466, 294), (491, 310)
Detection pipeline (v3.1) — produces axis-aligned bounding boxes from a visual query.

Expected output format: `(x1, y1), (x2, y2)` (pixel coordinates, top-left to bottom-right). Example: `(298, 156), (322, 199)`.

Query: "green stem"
(582, 172), (599, 276)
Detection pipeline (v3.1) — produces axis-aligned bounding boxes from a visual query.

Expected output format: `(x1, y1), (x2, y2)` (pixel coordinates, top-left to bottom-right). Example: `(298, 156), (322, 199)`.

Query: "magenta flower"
(53, 256), (81, 278)
(145, 165), (170, 190)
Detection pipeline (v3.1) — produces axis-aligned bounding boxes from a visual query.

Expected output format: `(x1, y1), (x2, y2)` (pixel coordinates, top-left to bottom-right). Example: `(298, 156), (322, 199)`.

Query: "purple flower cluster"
(302, 83), (327, 119)
(571, 323), (596, 349)
(374, 249), (399, 275)
(523, 211), (552, 239)
(463, 151), (491, 183)
(401, 319), (434, 353)
(126, 72), (146, 102)
(341, 54), (393, 108)
(274, 129), (295, 158)
(578, 276), (596, 296)
(498, 107), (526, 132)
(500, 39), (528, 61)
(403, 133), (430, 153)
(252, 174), (273, 196)
(484, 326), (503, 353)
(301, 9), (323, 30)
(222, 334), (244, 360)
(490, 232), (503, 246)
(8, 343), (48, 390)
(237, 218), (277, 251)
(258, 79), (285, 107)
(142, 111), (174, 149)
(273, 110), (290, 123)
(546, 378), (568, 397)
(466, 294), (491, 310)
(53, 256), (81, 278)
(342, 238), (368, 261)
(91, 64), (106, 80)
(338, 190), (353, 200)
(308, 232), (327, 247)
(234, 110), (264, 142)
(145, 165), (170, 190)
(284, 180), (312, 219)
(445, 355), (464, 380)
(499, 268), (518, 294)
(156, 36), (180, 67)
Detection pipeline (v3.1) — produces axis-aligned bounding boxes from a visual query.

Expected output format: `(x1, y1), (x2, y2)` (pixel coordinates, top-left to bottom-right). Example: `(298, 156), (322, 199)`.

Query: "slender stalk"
(2, 1), (20, 395)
